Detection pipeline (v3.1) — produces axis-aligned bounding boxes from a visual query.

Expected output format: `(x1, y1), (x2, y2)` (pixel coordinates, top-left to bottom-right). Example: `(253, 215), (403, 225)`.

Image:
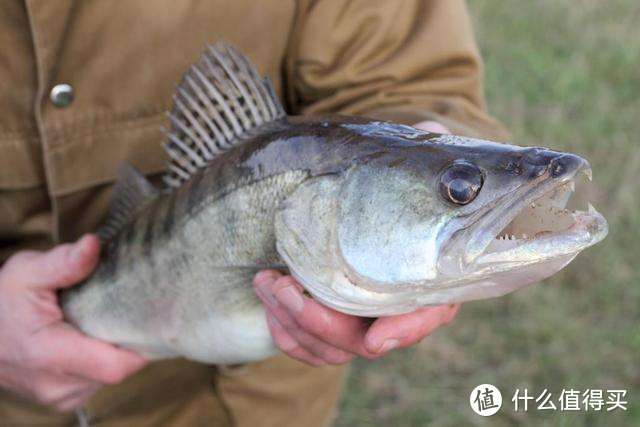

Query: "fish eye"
(439, 161), (483, 205)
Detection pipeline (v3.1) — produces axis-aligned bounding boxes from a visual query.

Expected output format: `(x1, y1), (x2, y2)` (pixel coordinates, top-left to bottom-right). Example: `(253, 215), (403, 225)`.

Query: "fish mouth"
(471, 165), (608, 269)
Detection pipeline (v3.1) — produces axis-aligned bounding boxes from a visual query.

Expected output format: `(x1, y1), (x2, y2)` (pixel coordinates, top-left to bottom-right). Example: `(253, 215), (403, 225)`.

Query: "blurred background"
(336, 1), (639, 425)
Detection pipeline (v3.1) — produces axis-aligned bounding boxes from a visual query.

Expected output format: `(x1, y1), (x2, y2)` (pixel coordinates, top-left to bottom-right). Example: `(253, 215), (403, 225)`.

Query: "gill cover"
(275, 176), (342, 303)
(275, 163), (454, 314)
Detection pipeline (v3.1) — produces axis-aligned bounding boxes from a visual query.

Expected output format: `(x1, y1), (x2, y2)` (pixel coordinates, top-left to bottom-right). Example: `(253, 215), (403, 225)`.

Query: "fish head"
(433, 138), (606, 282)
(275, 127), (608, 316)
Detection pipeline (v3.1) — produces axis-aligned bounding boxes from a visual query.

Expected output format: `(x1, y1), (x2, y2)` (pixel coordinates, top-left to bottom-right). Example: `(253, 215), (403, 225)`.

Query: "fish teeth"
(588, 202), (596, 214)
(583, 168), (593, 181)
(569, 181), (575, 192)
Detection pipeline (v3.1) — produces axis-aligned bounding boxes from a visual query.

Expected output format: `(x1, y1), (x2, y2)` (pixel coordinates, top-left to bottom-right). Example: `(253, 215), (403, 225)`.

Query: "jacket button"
(50, 83), (74, 108)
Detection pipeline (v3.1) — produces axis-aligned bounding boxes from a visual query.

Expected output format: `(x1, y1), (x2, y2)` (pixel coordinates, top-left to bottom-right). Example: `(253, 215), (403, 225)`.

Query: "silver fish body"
(60, 43), (608, 365)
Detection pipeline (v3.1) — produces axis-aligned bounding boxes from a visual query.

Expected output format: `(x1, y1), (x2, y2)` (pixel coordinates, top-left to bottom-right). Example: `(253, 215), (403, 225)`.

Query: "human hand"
(254, 272), (458, 367)
(0, 235), (147, 412)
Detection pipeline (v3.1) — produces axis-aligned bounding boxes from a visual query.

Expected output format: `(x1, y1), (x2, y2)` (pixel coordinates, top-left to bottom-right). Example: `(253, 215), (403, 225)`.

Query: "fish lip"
(474, 164), (608, 266)
(474, 204), (607, 267)
(440, 159), (602, 273)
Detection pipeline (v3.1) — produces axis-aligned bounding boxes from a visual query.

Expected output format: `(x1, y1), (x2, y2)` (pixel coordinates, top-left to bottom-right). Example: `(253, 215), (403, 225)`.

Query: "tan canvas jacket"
(0, 1), (507, 425)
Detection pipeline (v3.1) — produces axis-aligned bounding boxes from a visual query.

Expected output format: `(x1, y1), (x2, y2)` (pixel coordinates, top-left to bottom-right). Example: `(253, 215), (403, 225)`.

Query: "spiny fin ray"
(97, 163), (159, 242)
(163, 41), (285, 189)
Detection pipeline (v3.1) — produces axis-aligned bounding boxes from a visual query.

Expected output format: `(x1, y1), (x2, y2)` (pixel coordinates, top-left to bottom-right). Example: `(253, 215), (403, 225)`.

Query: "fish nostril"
(521, 149), (581, 179)
(550, 159), (565, 178)
(550, 154), (584, 178)
(504, 160), (524, 175)
(529, 165), (547, 178)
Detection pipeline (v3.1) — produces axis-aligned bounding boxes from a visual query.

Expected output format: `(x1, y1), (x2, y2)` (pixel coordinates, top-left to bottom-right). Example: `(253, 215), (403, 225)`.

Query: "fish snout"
(521, 148), (588, 179)
(548, 153), (589, 179)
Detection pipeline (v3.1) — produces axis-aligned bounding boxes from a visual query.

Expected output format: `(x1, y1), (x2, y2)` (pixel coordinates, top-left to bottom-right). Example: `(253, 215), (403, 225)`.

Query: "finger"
(266, 314), (326, 367)
(257, 275), (371, 357)
(364, 304), (459, 355)
(31, 322), (147, 385)
(3, 234), (100, 291)
(265, 309), (354, 365)
(254, 273), (376, 359)
(412, 120), (451, 134)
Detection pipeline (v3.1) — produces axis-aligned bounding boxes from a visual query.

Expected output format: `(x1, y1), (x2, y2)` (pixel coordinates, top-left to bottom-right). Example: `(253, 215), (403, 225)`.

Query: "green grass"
(336, 1), (640, 426)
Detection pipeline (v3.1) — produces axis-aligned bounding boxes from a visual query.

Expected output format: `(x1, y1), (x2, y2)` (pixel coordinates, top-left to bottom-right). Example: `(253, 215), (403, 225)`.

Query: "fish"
(60, 42), (608, 365)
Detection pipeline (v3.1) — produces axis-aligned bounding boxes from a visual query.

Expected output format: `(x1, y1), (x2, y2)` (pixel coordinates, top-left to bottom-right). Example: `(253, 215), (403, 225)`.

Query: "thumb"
(364, 305), (454, 354)
(4, 234), (101, 291)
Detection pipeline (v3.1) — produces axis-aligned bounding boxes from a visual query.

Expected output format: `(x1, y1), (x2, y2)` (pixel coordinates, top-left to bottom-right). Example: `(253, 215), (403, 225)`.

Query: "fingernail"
(254, 270), (280, 286)
(255, 282), (278, 307)
(254, 272), (280, 307)
(377, 338), (400, 354)
(275, 286), (304, 313)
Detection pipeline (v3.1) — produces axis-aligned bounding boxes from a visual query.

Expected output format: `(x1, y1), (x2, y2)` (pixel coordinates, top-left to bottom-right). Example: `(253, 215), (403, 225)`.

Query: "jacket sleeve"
(285, 0), (509, 140)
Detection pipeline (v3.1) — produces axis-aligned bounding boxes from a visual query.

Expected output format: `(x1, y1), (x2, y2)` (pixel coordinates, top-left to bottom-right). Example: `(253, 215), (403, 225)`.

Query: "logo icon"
(470, 384), (502, 416)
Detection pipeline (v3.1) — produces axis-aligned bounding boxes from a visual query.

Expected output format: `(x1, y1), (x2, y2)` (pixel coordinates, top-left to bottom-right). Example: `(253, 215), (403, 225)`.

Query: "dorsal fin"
(97, 162), (159, 242)
(162, 41), (286, 188)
